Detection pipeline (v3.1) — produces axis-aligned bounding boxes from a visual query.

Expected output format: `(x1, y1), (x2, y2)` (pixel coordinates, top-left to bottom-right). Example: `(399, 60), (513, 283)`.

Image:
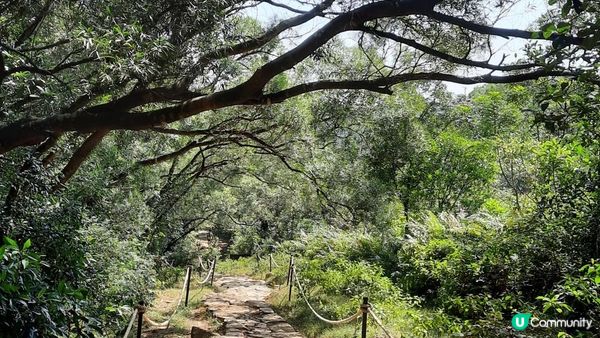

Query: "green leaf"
(594, 275), (600, 284)
(542, 23), (557, 39)
(3, 237), (17, 248)
(557, 22), (571, 34)
(22, 239), (31, 251)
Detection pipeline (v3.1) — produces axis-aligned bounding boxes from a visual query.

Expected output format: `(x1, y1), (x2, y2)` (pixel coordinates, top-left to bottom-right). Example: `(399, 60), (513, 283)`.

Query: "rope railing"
(368, 308), (396, 338)
(126, 250), (397, 338)
(121, 308), (138, 338)
(143, 265), (191, 328)
(198, 259), (216, 285)
(270, 253), (280, 268)
(275, 254), (398, 338)
(198, 257), (208, 271)
(292, 266), (363, 325)
(122, 256), (218, 338)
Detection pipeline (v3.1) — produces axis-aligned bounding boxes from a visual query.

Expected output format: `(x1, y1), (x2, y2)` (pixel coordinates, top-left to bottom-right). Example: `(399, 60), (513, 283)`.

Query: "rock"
(191, 326), (215, 338)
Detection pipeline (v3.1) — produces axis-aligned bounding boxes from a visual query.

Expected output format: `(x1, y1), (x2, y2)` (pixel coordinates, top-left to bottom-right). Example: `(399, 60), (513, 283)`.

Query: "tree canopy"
(1, 0), (598, 177)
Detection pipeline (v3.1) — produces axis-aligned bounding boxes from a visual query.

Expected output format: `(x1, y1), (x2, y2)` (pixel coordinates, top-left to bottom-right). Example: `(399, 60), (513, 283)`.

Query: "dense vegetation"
(1, 0), (600, 337)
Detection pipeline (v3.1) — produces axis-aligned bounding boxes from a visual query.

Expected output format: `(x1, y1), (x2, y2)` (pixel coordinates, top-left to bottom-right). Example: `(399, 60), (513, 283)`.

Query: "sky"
(245, 0), (551, 95)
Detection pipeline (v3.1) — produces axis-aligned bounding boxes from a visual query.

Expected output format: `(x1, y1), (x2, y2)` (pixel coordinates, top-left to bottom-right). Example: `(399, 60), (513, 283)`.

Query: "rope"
(198, 259), (215, 285)
(122, 308), (137, 338)
(367, 308), (396, 338)
(270, 254), (280, 268)
(292, 266), (362, 325)
(186, 258), (217, 303)
(144, 266), (191, 328)
(198, 257), (208, 271)
(142, 257), (215, 330)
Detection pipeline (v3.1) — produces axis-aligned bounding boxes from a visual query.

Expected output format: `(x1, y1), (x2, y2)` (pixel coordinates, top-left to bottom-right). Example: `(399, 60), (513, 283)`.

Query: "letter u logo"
(512, 313), (531, 331)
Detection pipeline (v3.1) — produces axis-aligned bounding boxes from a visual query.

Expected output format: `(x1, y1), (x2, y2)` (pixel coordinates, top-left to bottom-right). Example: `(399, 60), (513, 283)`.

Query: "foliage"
(0, 237), (98, 337)
(538, 260), (600, 321)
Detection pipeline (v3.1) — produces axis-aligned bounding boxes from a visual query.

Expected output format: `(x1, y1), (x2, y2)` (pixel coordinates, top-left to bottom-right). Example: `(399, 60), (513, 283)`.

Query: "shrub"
(0, 237), (98, 337)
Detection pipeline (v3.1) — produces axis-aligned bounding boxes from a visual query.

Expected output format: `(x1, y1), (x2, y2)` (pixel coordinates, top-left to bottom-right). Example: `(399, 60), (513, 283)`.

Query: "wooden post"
(288, 260), (294, 301)
(136, 302), (145, 338)
(210, 258), (217, 285)
(361, 297), (368, 338)
(269, 254), (273, 272)
(184, 266), (191, 306)
(286, 255), (293, 285)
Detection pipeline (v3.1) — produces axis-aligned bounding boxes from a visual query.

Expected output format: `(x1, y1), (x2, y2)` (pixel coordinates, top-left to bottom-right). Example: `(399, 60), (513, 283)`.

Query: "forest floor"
(142, 275), (303, 338)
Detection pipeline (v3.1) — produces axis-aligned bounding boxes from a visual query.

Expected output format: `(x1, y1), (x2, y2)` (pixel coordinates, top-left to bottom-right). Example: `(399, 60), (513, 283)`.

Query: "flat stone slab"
(204, 276), (303, 338)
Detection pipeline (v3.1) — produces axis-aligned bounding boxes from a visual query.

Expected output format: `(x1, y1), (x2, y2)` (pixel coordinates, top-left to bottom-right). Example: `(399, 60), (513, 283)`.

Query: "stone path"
(202, 276), (303, 338)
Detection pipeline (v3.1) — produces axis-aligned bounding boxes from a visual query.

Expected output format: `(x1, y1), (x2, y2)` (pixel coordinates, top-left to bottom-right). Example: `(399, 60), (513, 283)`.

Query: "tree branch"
(183, 0), (335, 85)
(260, 69), (577, 103)
(359, 26), (539, 71)
(14, 0), (53, 47)
(55, 130), (109, 188)
(429, 11), (583, 45)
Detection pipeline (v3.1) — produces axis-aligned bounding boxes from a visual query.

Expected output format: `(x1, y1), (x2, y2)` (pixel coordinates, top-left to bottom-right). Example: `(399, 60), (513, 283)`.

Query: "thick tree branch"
(55, 130), (109, 188)
(429, 11), (584, 45)
(260, 69), (577, 103)
(138, 126), (278, 166)
(137, 140), (212, 166)
(360, 26), (539, 71)
(18, 39), (71, 52)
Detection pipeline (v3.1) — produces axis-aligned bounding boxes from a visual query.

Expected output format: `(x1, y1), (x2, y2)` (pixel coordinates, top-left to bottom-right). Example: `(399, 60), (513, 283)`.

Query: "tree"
(0, 0), (596, 186)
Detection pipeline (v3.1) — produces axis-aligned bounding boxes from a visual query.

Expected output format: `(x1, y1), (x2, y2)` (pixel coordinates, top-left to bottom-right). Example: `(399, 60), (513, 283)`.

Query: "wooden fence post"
(210, 258), (217, 285)
(288, 259), (294, 301)
(136, 302), (145, 338)
(286, 255), (292, 285)
(361, 297), (369, 338)
(269, 254), (273, 272)
(184, 266), (191, 306)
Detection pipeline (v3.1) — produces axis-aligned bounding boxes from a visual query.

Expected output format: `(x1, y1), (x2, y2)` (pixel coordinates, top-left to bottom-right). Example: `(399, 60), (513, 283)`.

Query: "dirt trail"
(203, 276), (303, 338)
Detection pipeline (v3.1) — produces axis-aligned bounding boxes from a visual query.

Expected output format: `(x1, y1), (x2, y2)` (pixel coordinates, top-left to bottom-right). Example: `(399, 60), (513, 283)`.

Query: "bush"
(537, 260), (600, 325)
(0, 237), (99, 337)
